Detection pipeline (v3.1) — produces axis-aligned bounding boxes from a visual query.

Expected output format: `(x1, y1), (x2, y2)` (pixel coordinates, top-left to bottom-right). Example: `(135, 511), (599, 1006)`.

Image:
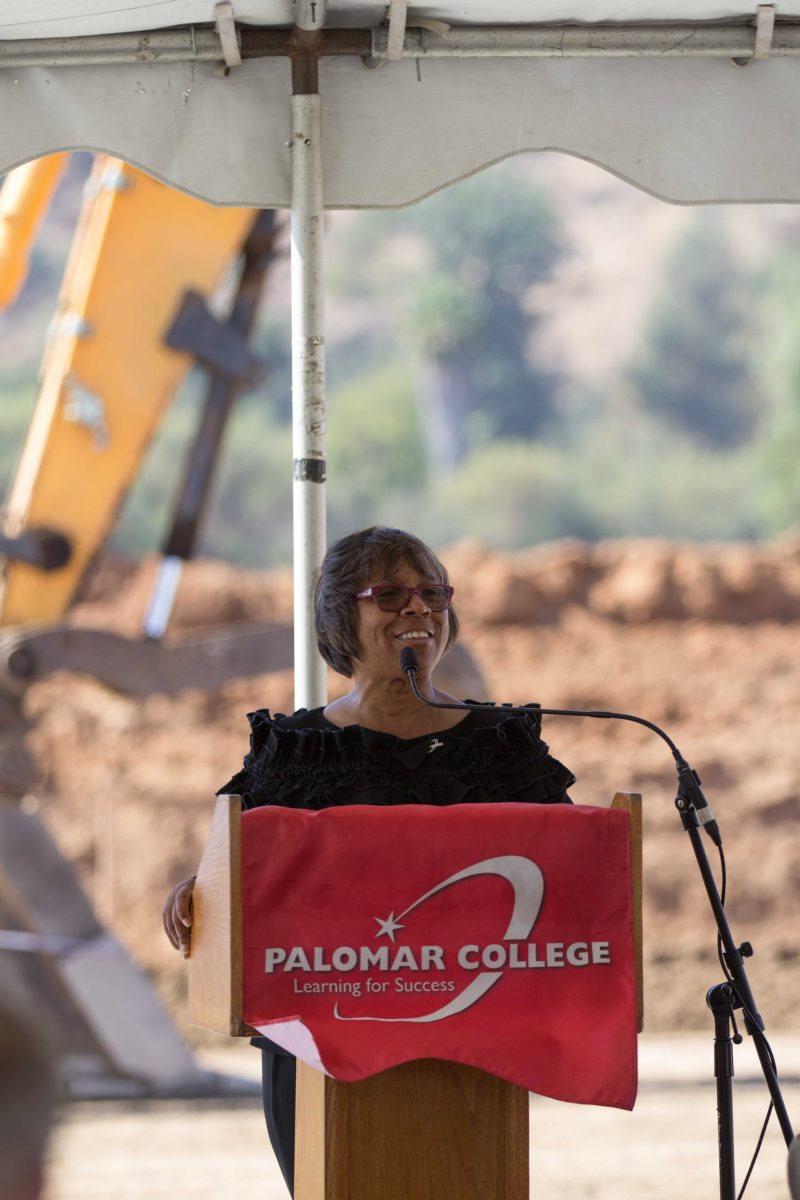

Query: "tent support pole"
(290, 47), (327, 712)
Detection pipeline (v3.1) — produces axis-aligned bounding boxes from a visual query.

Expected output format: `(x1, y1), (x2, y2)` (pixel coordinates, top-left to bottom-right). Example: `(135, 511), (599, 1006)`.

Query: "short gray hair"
(315, 526), (459, 678)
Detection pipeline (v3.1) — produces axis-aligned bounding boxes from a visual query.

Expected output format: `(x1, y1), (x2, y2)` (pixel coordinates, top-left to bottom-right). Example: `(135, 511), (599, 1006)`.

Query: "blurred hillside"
(3, 538), (800, 1035)
(2, 152), (800, 568)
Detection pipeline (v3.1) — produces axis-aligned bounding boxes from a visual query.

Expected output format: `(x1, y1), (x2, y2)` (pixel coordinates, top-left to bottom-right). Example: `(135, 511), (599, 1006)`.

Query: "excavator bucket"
(0, 803), (207, 1095)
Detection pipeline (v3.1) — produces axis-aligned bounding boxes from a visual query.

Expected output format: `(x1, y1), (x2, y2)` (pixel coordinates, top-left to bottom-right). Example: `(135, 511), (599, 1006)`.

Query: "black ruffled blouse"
(217, 703), (575, 810)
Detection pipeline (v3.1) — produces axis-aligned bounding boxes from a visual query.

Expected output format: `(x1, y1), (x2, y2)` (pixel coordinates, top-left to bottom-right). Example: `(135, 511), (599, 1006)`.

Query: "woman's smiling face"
(352, 560), (450, 681)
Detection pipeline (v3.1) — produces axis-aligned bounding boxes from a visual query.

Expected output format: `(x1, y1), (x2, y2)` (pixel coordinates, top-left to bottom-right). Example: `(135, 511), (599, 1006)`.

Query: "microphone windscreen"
(400, 646), (419, 673)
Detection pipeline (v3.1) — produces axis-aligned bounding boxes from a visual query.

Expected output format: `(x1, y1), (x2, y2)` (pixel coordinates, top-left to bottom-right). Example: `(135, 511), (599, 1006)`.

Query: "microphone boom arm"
(400, 645), (719, 846)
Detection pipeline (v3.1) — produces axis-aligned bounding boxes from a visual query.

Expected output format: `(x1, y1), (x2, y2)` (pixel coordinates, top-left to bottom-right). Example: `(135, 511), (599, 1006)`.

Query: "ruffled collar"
(216, 702), (574, 810)
(232, 703), (549, 777)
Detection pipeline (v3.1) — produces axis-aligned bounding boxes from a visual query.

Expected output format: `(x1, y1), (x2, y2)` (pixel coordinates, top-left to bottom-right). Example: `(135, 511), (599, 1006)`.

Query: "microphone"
(399, 646), (722, 846)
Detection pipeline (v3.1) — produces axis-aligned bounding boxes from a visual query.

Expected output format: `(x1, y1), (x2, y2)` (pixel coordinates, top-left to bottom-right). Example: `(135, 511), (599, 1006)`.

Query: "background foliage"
(1, 154), (797, 566)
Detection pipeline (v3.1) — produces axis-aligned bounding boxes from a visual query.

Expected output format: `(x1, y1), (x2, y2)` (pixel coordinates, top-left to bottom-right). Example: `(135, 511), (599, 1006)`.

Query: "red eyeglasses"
(353, 584), (454, 612)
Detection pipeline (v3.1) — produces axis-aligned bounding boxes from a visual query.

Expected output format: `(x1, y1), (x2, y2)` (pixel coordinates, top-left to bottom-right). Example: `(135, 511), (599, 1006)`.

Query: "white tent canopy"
(2, 3), (800, 206)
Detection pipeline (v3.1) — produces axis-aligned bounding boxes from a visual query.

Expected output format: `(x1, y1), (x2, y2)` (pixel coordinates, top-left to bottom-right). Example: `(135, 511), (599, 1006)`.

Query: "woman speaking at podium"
(163, 526), (574, 1196)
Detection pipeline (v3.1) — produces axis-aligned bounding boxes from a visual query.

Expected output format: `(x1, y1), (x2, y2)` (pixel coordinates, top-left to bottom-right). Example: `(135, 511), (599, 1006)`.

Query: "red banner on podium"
(241, 802), (637, 1109)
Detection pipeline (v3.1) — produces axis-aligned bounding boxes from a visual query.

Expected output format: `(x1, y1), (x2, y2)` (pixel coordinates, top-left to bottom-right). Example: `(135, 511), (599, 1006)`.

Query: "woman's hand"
(162, 877), (196, 958)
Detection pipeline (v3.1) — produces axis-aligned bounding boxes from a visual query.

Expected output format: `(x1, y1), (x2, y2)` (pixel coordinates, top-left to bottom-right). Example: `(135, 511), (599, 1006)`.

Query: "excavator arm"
(0, 155), (255, 626)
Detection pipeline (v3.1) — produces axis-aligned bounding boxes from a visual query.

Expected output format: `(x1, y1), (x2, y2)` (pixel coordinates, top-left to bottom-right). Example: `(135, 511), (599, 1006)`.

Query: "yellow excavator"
(0, 154), (302, 696)
(2, 154), (254, 622)
(0, 151), (484, 697)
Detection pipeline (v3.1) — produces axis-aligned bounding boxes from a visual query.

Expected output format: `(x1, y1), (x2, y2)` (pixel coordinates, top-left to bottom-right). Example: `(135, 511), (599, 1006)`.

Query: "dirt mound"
(71, 535), (800, 634)
(73, 554), (295, 634)
(4, 537), (800, 1037)
(447, 536), (800, 625)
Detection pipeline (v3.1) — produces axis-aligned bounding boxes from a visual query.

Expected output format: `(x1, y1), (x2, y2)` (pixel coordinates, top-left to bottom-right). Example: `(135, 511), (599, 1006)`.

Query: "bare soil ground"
(44, 1036), (800, 1200)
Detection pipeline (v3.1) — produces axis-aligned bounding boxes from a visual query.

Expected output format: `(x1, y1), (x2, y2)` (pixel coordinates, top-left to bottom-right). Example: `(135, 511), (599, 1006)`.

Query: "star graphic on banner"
(374, 912), (405, 942)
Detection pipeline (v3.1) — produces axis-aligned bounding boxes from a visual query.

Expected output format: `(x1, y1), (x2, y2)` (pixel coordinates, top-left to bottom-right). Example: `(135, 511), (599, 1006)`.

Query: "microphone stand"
(400, 650), (796, 1199)
(674, 804), (795, 1198)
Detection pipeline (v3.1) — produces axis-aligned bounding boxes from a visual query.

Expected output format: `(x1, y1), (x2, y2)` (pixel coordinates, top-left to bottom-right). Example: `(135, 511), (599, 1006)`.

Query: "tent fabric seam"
(2, 144), (799, 211)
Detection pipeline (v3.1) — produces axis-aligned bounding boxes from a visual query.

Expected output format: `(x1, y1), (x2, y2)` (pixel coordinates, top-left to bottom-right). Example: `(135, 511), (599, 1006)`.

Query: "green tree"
(630, 216), (760, 448)
(333, 169), (561, 467)
(202, 401), (294, 566)
(428, 439), (587, 548)
(753, 248), (800, 531)
(326, 361), (427, 538)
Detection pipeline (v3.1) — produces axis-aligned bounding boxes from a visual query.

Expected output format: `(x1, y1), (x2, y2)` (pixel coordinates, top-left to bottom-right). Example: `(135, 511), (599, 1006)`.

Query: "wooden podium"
(188, 793), (642, 1200)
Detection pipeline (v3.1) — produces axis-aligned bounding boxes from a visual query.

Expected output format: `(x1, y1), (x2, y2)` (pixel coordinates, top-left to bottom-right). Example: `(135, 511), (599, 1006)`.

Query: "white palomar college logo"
(263, 853), (613, 1024)
(335, 855), (544, 1024)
